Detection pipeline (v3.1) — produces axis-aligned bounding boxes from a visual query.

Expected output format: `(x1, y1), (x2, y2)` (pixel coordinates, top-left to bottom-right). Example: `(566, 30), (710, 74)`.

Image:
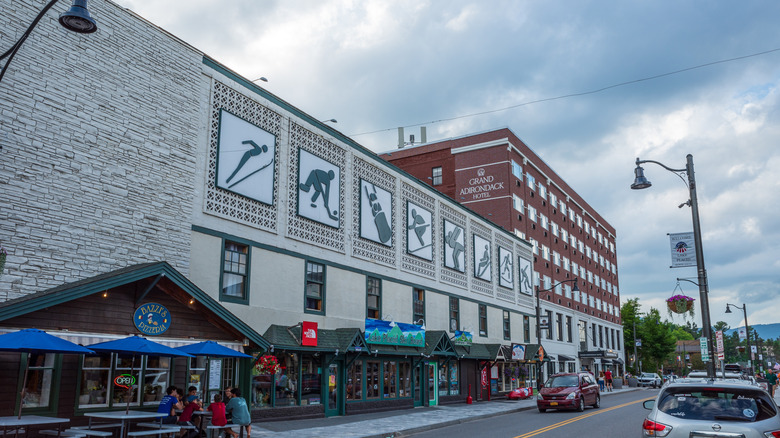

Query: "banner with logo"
(669, 232), (696, 268)
(738, 327), (747, 341)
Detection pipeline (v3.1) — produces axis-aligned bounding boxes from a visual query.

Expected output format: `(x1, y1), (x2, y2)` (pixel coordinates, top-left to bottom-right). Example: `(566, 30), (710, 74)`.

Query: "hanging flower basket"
(254, 354), (279, 375)
(666, 294), (695, 318)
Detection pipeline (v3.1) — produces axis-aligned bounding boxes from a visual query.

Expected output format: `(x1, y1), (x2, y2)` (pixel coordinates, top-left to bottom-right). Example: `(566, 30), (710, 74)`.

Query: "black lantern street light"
(536, 278), (579, 390)
(631, 154), (715, 378)
(726, 303), (752, 376)
(0, 0), (97, 84)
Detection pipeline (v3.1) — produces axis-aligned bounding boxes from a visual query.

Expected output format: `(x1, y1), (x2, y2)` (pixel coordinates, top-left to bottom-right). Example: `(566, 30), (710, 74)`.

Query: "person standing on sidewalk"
(767, 370), (777, 397)
(604, 369), (613, 392)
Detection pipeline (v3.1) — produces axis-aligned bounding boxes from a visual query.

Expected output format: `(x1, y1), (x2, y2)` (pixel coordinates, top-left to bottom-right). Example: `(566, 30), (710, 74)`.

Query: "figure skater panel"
(443, 220), (465, 273)
(359, 179), (393, 246)
(297, 148), (341, 228)
(518, 256), (533, 295)
(499, 246), (514, 289)
(473, 234), (492, 282)
(216, 109), (276, 205)
(406, 201), (433, 261)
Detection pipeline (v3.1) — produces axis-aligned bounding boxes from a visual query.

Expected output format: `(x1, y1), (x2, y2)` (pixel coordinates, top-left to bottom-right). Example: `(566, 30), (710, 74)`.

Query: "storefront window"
(111, 356), (141, 406)
(366, 360), (380, 399)
(143, 356), (170, 404)
(251, 365), (273, 409)
(275, 353), (298, 406)
(79, 354), (110, 408)
(383, 361), (397, 398)
(438, 363), (448, 396)
(187, 356), (207, 403)
(300, 354), (321, 406)
(449, 362), (459, 395)
(24, 353), (56, 408)
(347, 360), (363, 401)
(398, 362), (411, 398)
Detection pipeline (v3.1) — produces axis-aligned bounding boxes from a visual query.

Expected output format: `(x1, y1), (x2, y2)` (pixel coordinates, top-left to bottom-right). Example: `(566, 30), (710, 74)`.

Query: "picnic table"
(83, 410), (169, 438)
(0, 415), (69, 437)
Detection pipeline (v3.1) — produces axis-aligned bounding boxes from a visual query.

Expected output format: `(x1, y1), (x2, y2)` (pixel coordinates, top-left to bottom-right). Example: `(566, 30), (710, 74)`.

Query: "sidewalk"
(247, 387), (641, 438)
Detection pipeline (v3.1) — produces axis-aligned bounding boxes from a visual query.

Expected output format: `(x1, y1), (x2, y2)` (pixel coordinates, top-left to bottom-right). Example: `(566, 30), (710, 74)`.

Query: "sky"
(112, 0), (780, 328)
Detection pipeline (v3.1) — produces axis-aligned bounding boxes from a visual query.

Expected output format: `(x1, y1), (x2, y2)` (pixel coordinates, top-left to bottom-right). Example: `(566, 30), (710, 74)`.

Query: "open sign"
(114, 374), (136, 390)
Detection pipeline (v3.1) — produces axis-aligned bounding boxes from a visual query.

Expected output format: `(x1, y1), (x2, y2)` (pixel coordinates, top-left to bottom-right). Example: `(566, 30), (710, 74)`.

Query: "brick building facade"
(381, 128), (625, 375)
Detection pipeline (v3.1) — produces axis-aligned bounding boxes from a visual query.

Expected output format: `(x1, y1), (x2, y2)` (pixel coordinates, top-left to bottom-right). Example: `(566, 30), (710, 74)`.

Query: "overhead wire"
(349, 47), (780, 138)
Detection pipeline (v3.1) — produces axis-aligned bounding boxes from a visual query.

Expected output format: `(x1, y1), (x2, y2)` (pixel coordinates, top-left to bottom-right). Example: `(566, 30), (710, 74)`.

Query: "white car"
(637, 372), (662, 388)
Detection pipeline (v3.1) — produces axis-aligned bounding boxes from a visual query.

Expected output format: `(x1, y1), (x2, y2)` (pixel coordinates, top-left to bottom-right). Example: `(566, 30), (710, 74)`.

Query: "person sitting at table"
(208, 394), (227, 429)
(177, 396), (202, 438)
(184, 386), (200, 405)
(157, 386), (184, 424)
(225, 388), (251, 438)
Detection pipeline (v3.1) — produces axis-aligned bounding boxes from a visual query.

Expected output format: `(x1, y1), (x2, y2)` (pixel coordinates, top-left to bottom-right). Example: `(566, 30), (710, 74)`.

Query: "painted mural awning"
(0, 262), (269, 351)
(263, 325), (368, 354)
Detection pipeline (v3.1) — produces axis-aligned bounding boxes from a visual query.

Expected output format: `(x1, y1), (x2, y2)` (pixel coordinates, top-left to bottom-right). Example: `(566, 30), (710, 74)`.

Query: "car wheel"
(577, 397), (585, 412)
(593, 394), (600, 409)
(538, 408), (546, 413)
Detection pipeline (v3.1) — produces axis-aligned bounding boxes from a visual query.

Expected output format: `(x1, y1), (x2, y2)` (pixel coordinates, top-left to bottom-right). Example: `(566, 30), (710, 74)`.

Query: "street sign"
(715, 331), (724, 353)
(700, 337), (710, 362)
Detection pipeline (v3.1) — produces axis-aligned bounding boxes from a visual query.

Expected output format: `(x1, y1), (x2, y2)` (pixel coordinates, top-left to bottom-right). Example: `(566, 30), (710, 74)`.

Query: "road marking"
(514, 397), (655, 438)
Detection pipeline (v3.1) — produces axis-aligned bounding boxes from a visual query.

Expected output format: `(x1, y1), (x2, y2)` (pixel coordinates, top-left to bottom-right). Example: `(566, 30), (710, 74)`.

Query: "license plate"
(550, 402), (558, 406)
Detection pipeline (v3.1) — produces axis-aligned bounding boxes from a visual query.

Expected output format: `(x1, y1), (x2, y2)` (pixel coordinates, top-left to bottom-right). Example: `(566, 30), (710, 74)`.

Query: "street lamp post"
(632, 154), (716, 378)
(0, 0), (97, 84)
(726, 303), (752, 376)
(536, 278), (580, 390)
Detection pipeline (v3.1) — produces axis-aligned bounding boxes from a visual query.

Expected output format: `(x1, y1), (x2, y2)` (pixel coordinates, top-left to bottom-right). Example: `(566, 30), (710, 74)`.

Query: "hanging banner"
(738, 327), (747, 342)
(669, 232), (696, 268)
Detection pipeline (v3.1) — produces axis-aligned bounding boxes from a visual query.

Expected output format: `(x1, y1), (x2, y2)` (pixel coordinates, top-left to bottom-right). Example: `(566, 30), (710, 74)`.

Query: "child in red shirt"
(178, 398), (202, 438)
(208, 394), (227, 427)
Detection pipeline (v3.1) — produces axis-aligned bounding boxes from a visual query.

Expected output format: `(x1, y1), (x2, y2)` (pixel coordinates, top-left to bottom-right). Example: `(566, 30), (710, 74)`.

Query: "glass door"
(413, 362), (424, 407)
(324, 362), (343, 417)
(427, 361), (438, 406)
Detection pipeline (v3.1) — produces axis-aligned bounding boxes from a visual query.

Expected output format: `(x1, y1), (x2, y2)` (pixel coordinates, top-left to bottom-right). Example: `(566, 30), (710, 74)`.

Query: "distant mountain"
(725, 323), (780, 340)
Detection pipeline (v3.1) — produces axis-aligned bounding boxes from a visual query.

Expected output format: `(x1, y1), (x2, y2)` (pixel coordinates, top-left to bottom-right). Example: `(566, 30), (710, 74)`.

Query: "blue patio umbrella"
(175, 341), (251, 400)
(174, 340), (252, 358)
(0, 328), (94, 418)
(87, 335), (193, 413)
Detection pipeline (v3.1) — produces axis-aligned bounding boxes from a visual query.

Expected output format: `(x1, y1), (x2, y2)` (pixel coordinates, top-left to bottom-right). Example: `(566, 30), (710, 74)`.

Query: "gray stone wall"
(0, 0), (204, 299)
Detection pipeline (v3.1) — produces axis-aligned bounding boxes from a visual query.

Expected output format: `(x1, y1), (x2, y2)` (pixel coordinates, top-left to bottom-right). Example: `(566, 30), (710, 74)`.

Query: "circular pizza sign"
(133, 303), (171, 336)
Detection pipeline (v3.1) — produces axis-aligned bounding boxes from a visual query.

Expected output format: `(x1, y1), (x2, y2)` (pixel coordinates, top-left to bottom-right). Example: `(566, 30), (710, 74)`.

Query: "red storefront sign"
(481, 367), (488, 387)
(301, 321), (318, 346)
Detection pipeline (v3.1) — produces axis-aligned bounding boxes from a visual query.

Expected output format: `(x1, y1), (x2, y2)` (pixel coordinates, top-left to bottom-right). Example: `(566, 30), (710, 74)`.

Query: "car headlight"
(537, 392), (544, 400)
(566, 392), (576, 399)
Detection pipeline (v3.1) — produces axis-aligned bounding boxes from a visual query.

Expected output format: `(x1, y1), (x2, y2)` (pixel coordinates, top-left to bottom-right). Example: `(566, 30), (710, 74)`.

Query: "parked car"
(536, 372), (600, 413)
(642, 377), (780, 437)
(637, 372), (662, 388)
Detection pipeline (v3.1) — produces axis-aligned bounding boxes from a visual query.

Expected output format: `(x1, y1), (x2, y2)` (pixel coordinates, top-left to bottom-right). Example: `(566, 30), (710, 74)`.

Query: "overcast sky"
(113, 0), (780, 328)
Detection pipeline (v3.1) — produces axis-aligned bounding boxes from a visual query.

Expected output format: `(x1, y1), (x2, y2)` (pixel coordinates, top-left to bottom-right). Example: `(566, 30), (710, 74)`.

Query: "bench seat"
(126, 427), (180, 437)
(40, 430), (87, 437)
(65, 428), (113, 437)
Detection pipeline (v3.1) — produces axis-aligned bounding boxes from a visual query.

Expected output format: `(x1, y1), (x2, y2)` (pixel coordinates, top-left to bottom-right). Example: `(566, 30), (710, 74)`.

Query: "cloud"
(112, 0), (780, 325)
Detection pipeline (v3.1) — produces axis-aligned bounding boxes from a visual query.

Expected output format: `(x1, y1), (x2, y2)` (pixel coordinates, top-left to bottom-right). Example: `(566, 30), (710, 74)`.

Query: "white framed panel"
(473, 234), (492, 282)
(297, 148), (341, 228)
(406, 201), (433, 261)
(443, 220), (465, 272)
(359, 179), (393, 246)
(216, 109), (276, 205)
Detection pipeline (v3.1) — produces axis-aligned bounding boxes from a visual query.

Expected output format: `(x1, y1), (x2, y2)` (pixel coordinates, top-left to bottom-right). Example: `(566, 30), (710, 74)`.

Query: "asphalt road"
(406, 388), (658, 438)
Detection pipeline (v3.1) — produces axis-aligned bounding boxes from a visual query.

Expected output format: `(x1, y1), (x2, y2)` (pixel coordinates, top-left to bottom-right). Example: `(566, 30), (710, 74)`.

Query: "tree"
(621, 298), (641, 372)
(638, 308), (677, 373)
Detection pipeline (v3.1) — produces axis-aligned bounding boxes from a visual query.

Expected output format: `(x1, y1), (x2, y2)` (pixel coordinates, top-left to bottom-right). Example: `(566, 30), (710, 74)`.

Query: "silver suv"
(641, 378), (780, 437)
(637, 372), (662, 388)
